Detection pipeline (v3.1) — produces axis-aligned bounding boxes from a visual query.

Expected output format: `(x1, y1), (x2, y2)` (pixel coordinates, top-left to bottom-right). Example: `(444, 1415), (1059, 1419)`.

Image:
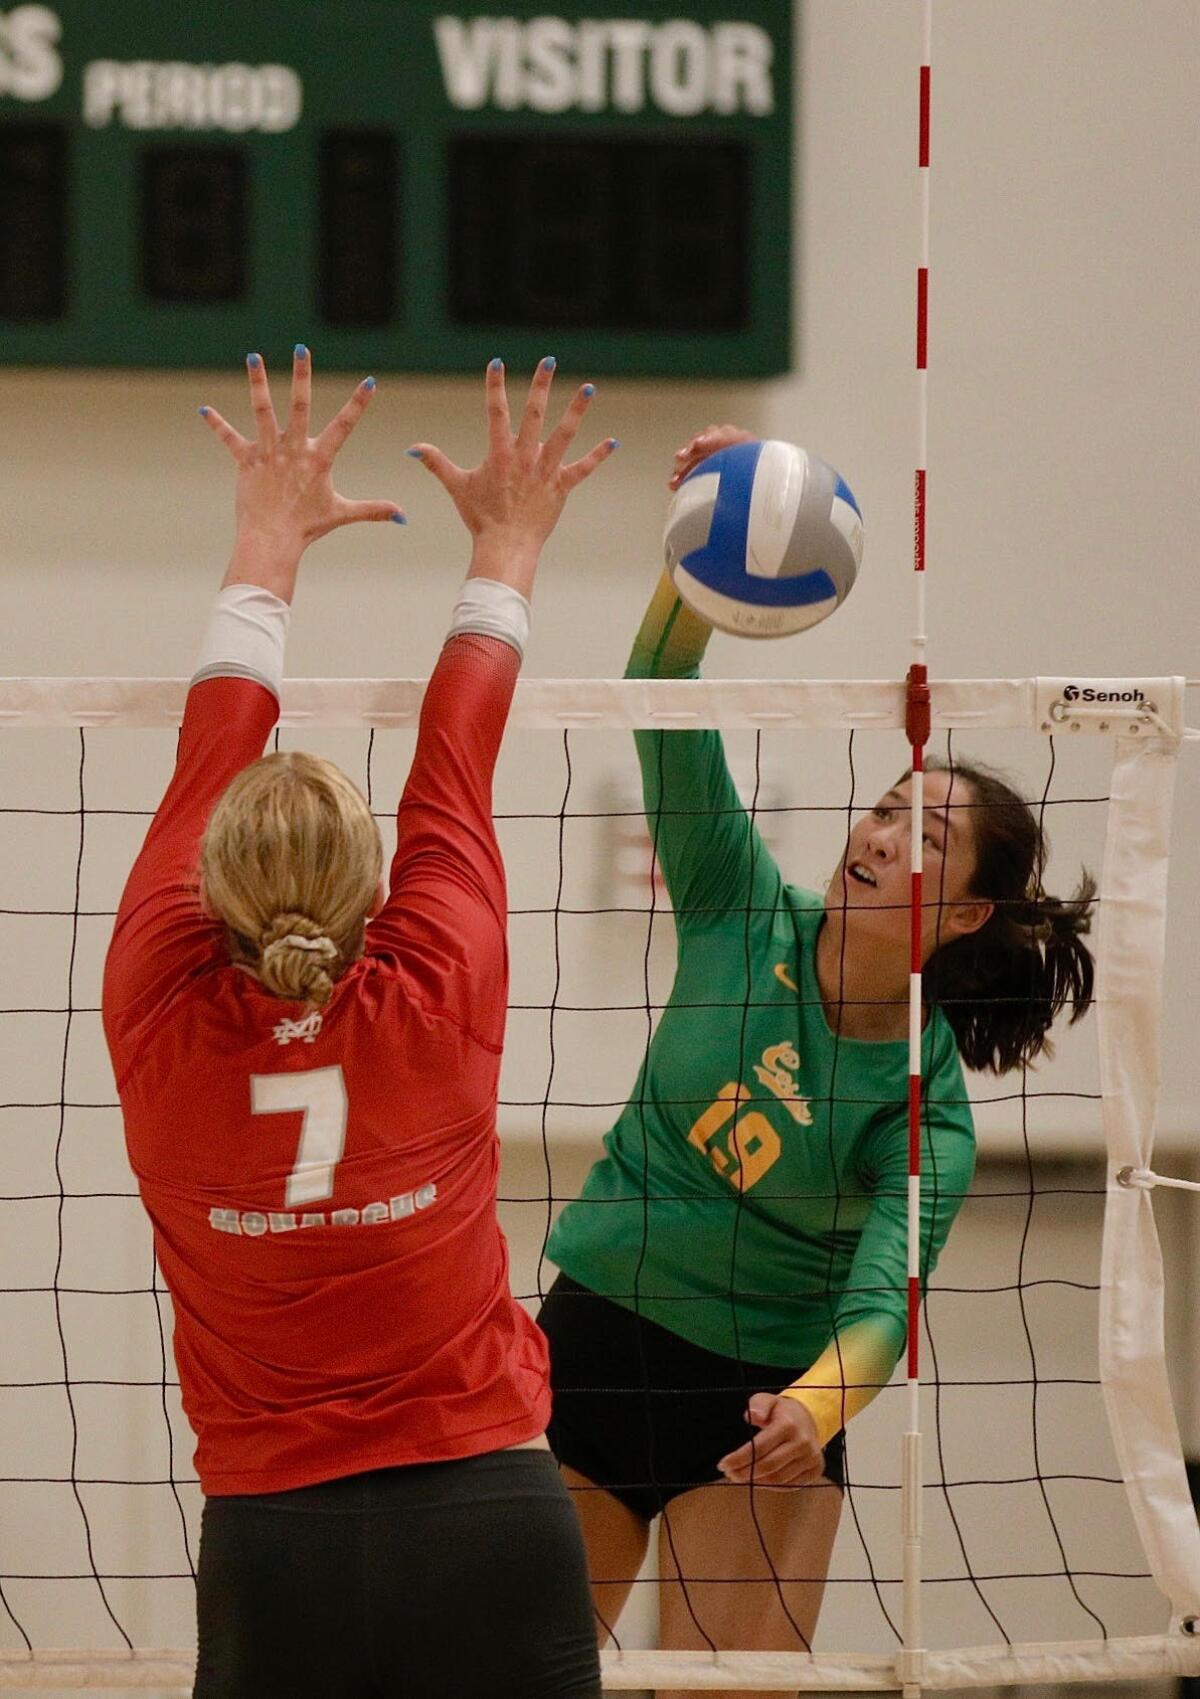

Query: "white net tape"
(0, 674), (1196, 1693)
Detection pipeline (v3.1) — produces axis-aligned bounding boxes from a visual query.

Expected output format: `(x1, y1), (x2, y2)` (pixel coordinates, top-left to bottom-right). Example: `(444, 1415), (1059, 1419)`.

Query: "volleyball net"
(0, 670), (1197, 1693)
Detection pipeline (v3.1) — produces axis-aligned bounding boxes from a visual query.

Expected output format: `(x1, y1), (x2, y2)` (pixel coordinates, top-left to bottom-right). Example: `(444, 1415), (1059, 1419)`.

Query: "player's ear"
(947, 897), (993, 940)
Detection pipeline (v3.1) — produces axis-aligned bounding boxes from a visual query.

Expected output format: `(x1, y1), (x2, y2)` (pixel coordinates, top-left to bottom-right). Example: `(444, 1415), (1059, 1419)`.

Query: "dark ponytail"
(919, 759), (1097, 1075)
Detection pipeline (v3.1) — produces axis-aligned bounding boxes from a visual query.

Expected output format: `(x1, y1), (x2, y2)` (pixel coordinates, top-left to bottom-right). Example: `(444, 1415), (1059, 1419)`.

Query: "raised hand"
(669, 423), (758, 491)
(407, 357), (616, 596)
(201, 346), (404, 600)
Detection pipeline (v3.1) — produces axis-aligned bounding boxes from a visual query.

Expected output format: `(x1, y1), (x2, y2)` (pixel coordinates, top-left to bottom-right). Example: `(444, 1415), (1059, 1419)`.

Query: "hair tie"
(262, 934), (338, 962)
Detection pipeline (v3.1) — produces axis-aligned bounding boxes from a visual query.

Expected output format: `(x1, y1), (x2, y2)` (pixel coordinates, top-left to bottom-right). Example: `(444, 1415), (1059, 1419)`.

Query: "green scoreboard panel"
(0, 2), (792, 375)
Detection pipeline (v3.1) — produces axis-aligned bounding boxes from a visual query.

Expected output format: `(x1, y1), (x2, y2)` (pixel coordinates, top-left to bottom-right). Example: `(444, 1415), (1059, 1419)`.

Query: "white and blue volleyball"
(664, 440), (863, 639)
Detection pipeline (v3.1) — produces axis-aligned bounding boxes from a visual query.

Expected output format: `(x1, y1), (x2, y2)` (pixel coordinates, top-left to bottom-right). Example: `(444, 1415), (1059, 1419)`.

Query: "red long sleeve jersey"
(102, 636), (549, 1496)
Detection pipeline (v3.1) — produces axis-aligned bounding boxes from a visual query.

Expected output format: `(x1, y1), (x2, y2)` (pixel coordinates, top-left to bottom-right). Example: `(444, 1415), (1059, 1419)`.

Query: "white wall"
(1, 3), (1198, 1691)
(2, 0), (1197, 1128)
(2, 4), (1197, 680)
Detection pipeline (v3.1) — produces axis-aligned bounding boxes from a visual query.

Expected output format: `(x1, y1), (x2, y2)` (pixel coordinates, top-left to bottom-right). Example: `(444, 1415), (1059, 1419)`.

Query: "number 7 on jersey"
(252, 1066), (349, 1208)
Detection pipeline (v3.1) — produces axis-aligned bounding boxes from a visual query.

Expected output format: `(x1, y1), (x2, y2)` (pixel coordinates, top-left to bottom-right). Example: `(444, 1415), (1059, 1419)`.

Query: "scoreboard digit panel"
(0, 2), (792, 376)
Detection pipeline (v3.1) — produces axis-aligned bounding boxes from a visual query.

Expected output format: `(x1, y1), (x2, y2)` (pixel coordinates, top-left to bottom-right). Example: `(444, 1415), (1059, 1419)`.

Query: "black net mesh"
(0, 709), (1174, 1673)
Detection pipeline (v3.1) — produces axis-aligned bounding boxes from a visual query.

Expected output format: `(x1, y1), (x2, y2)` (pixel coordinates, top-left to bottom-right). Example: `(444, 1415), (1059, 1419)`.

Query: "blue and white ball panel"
(745, 436), (808, 579)
(663, 439), (862, 638)
(660, 468), (722, 566)
(829, 473), (865, 573)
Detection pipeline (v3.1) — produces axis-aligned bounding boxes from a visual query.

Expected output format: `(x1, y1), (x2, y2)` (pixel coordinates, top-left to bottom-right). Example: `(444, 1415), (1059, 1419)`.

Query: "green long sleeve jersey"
(545, 578), (976, 1443)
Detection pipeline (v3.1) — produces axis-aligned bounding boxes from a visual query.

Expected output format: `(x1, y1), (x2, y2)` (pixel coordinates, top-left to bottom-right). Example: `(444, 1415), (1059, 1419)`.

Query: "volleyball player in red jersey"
(102, 348), (613, 1699)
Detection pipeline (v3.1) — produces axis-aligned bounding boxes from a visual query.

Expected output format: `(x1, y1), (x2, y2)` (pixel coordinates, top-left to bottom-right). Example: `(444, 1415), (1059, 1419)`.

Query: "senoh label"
(1062, 684), (1146, 704)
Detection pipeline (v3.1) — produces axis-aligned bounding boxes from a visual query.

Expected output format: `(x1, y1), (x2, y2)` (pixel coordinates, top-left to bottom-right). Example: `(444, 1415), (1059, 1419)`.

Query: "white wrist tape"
(447, 577), (531, 660)
(192, 584), (291, 697)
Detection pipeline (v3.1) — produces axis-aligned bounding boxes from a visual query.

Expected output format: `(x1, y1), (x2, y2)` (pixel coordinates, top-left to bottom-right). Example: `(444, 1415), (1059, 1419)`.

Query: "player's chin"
(823, 866), (852, 909)
(823, 872), (880, 913)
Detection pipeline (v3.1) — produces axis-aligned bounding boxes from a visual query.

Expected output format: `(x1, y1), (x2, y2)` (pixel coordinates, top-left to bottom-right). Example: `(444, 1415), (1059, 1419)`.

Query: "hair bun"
(257, 914), (341, 1007)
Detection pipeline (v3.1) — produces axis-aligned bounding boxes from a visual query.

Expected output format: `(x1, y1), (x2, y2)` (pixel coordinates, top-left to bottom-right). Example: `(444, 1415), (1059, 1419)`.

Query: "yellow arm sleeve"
(626, 572), (714, 680)
(777, 1316), (905, 1447)
(778, 1088), (974, 1446)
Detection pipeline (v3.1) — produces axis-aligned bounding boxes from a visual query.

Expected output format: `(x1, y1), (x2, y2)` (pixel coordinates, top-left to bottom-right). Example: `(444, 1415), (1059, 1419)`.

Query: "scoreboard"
(0, 2), (793, 375)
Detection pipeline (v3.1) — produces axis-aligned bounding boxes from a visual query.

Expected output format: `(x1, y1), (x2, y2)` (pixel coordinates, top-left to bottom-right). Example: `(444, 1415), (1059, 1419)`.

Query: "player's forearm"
(625, 574), (759, 917)
(778, 1317), (905, 1447)
(220, 530), (305, 604)
(389, 628), (519, 927)
(193, 584), (290, 697)
(626, 572), (713, 680)
(466, 538), (543, 601)
(391, 577), (527, 873)
(447, 576), (530, 660)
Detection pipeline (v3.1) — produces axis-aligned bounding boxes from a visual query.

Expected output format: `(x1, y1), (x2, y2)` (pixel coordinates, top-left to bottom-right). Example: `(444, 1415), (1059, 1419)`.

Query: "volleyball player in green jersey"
(541, 425), (1097, 1681)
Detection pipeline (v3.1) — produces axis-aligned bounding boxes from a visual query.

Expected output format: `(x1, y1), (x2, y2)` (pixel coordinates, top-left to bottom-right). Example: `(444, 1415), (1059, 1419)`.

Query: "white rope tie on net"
(1117, 1166), (1200, 1195)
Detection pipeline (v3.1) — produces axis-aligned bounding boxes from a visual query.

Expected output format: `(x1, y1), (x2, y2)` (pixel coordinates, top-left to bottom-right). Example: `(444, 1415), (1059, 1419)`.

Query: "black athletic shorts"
(193, 1448), (601, 1699)
(539, 1273), (846, 1521)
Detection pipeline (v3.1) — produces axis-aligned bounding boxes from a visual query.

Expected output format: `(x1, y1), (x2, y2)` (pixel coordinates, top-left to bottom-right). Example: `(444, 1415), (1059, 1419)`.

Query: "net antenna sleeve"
(1097, 704), (1200, 1626)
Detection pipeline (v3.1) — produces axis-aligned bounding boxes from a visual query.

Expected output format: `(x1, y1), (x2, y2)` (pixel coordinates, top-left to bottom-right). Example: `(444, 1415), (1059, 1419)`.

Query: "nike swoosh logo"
(774, 963), (799, 993)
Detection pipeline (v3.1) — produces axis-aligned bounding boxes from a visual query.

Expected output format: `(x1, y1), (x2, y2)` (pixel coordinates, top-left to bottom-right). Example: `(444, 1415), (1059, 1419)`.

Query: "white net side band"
(0, 674), (1184, 733)
(0, 673), (1195, 1694)
(3, 1635), (1200, 1692)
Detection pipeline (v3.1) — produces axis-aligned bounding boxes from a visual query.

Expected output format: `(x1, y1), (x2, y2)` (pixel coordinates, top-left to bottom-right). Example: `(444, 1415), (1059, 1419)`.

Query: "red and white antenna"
(901, 4), (933, 1695)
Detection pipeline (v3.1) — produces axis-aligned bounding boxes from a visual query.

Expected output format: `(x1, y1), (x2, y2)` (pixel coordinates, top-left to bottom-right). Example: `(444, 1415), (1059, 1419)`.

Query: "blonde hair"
(200, 751), (383, 1007)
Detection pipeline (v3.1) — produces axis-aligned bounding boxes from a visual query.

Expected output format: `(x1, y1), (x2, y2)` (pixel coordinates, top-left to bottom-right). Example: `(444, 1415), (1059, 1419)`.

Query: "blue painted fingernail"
(542, 355), (557, 371)
(294, 343), (308, 359)
(390, 512), (407, 524)
(362, 375), (376, 390)
(582, 383), (595, 398)
(247, 352), (261, 368)
(489, 357), (503, 372)
(406, 447), (423, 458)
(609, 438), (621, 450)
(198, 406), (209, 417)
